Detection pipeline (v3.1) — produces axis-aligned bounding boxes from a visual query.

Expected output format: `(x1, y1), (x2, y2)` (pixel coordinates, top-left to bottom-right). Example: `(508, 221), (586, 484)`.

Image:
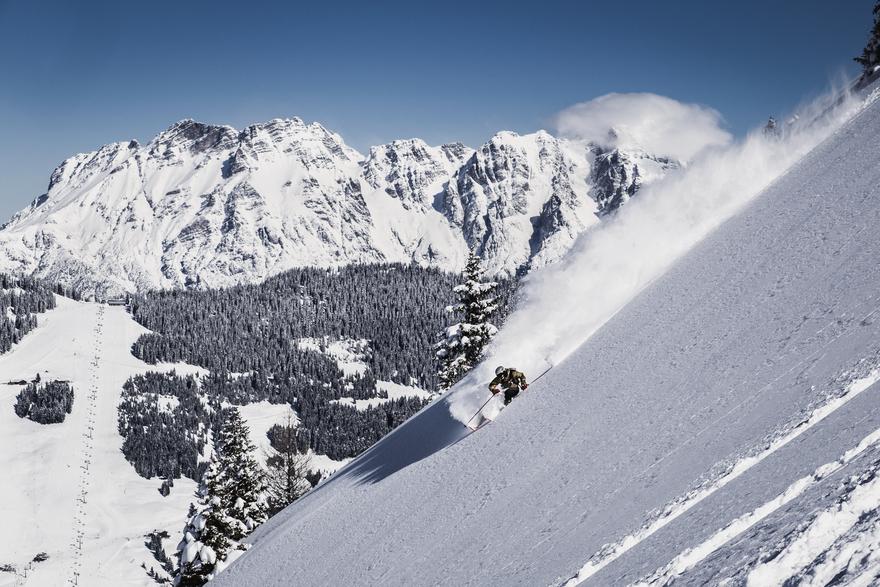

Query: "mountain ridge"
(0, 117), (678, 295)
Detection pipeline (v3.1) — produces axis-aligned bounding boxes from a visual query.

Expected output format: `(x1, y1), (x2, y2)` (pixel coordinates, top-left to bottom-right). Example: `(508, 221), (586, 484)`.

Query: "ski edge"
(466, 417), (494, 432)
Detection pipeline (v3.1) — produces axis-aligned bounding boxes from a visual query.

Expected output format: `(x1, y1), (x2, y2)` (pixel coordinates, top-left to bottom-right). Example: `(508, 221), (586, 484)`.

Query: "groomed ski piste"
(214, 77), (880, 587)
(0, 298), (202, 586)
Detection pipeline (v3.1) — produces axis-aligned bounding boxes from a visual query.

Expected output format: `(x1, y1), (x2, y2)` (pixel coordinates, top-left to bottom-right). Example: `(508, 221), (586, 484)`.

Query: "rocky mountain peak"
(362, 139), (471, 208)
(439, 142), (471, 164)
(0, 117), (677, 295)
(230, 117), (361, 176)
(590, 146), (680, 216)
(148, 119), (239, 159)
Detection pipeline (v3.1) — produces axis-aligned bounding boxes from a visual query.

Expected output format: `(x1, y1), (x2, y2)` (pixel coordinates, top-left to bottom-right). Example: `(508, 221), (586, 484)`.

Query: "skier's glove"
(490, 387), (499, 394)
(522, 384), (529, 390)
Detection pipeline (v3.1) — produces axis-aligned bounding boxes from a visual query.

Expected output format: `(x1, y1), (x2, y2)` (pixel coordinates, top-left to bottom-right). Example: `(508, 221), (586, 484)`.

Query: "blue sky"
(0, 0), (874, 221)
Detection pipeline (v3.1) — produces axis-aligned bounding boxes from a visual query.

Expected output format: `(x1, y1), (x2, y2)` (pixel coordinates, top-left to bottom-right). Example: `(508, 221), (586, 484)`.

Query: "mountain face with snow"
(0, 119), (676, 295)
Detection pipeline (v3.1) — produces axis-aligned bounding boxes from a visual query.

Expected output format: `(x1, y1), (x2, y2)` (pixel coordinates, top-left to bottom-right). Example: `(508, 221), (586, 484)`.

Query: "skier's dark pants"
(503, 386), (521, 406)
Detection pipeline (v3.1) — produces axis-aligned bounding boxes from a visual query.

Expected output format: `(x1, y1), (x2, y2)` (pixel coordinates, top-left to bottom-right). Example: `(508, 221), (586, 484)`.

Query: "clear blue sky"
(0, 0), (874, 221)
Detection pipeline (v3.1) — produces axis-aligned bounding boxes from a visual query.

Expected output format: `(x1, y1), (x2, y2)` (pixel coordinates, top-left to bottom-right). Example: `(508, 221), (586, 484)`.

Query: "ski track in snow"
(562, 362), (880, 586)
(744, 459), (880, 586)
(632, 418), (880, 585)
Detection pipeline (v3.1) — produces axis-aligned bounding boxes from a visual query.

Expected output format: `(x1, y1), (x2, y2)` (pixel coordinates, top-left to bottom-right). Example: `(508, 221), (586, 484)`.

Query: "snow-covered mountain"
(210, 85), (880, 585)
(0, 119), (676, 295)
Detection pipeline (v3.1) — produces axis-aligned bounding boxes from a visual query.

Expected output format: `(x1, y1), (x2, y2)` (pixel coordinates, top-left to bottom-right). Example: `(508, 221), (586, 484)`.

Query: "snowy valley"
(0, 293), (410, 586)
(0, 297), (202, 585)
(1, 261), (464, 585)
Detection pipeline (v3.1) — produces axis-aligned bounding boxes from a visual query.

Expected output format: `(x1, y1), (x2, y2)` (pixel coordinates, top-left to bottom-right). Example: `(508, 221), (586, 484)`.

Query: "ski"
(467, 416), (494, 432)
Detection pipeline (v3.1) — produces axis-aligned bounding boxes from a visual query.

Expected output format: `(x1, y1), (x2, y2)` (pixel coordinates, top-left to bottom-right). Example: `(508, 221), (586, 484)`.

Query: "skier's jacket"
(488, 368), (527, 392)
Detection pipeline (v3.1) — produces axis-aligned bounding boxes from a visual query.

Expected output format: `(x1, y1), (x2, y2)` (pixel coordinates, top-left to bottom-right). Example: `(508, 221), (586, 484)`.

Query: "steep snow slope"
(214, 91), (880, 586)
(0, 119), (672, 295)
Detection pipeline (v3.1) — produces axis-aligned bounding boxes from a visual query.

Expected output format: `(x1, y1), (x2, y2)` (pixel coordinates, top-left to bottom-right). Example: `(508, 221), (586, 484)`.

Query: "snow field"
(234, 401), (299, 467)
(0, 298), (200, 586)
(295, 337), (370, 377)
(234, 401), (350, 480)
(331, 380), (433, 411)
(565, 365), (880, 585)
(628, 372), (880, 585)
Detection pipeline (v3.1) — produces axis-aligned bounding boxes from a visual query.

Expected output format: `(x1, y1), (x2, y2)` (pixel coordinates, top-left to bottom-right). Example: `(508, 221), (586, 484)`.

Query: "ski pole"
(528, 365), (553, 386)
(464, 394), (497, 428)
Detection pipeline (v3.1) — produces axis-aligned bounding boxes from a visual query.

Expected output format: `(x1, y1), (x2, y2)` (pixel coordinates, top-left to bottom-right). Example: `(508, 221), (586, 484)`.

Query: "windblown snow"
(212, 79), (880, 586)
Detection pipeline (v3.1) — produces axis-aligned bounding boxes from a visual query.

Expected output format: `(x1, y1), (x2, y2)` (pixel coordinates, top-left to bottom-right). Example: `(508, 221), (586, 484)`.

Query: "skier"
(488, 365), (528, 406)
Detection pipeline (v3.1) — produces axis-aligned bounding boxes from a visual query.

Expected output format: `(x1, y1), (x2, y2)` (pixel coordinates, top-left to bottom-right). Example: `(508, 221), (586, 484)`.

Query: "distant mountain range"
(0, 117), (678, 295)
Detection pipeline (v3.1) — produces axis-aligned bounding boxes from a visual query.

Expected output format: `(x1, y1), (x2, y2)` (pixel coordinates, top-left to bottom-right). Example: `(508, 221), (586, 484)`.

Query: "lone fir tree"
(856, 1), (880, 74)
(435, 251), (499, 390)
(173, 408), (268, 585)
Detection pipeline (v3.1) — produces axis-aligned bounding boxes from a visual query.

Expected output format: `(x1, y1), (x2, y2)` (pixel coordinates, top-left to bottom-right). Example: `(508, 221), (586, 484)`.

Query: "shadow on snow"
(338, 394), (472, 485)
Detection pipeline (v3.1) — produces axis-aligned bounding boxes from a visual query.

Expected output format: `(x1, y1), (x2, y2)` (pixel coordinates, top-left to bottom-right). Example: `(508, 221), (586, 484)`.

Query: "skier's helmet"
(495, 365), (505, 376)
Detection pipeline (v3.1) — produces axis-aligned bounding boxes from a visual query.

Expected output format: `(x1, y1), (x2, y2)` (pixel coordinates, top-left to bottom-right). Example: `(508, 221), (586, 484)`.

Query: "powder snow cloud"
(554, 93), (733, 162)
(448, 82), (869, 424)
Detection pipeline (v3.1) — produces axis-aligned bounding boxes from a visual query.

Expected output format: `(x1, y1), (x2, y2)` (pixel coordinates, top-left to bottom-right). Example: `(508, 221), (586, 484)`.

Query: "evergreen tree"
(264, 415), (313, 516)
(173, 409), (267, 585)
(856, 1), (880, 74)
(0, 273), (56, 356)
(435, 251), (499, 389)
(14, 380), (74, 424)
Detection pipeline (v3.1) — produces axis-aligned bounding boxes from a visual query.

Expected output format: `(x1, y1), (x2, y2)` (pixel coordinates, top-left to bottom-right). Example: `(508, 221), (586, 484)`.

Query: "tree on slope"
(265, 415), (313, 516)
(174, 408), (268, 585)
(856, 1), (880, 74)
(435, 251), (499, 390)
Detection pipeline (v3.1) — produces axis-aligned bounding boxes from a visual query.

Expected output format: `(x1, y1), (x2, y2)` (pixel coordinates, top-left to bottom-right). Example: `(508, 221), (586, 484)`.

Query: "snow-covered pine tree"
(175, 503), (211, 586)
(435, 251), (499, 390)
(856, 1), (880, 74)
(173, 408), (268, 585)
